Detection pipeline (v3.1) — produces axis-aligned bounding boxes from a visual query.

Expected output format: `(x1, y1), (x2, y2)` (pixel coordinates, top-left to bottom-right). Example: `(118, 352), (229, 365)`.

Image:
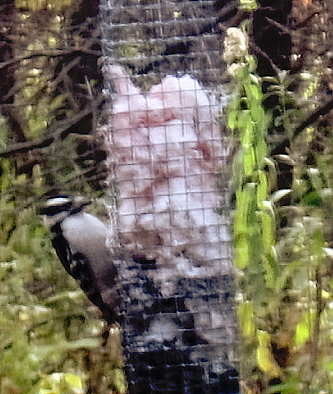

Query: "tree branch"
(294, 97), (333, 138)
(249, 41), (282, 75)
(0, 94), (105, 158)
(0, 47), (101, 70)
(272, 97), (333, 154)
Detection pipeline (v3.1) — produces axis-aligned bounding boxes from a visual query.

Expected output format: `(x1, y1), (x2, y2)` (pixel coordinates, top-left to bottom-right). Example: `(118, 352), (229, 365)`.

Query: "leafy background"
(227, 0), (333, 391)
(0, 0), (125, 393)
(1, 0), (333, 393)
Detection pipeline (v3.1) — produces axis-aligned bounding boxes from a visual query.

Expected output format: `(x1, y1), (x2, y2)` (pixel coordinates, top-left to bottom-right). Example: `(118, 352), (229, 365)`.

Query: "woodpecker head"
(40, 195), (91, 227)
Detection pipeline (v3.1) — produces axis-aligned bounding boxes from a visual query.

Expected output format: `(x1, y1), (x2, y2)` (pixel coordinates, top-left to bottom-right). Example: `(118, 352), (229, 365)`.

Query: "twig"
(293, 12), (319, 29)
(265, 17), (291, 35)
(249, 41), (282, 75)
(0, 95), (104, 158)
(273, 97), (333, 154)
(294, 97), (333, 138)
(0, 48), (101, 70)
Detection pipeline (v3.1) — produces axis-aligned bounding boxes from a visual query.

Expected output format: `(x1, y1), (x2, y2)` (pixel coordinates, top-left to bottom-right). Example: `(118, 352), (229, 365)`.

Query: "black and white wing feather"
(42, 197), (118, 324)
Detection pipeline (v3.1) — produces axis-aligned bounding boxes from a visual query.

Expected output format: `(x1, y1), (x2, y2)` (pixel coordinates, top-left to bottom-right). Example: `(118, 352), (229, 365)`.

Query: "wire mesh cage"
(100, 0), (225, 86)
(99, 0), (238, 392)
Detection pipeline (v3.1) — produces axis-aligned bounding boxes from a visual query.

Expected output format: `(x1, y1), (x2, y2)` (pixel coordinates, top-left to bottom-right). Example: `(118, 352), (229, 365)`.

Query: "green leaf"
(243, 146), (256, 176)
(245, 82), (261, 103)
(250, 104), (266, 124)
(262, 253), (277, 289)
(110, 369), (128, 394)
(235, 234), (250, 269)
(238, 111), (253, 137)
(294, 310), (315, 349)
(270, 189), (291, 203)
(274, 154), (295, 166)
(64, 373), (83, 390)
(50, 94), (67, 111)
(255, 137), (267, 166)
(237, 301), (256, 338)
(227, 109), (238, 130)
(256, 330), (281, 378)
(33, 372), (84, 394)
(261, 210), (274, 252)
(240, 0), (258, 11)
(257, 171), (268, 207)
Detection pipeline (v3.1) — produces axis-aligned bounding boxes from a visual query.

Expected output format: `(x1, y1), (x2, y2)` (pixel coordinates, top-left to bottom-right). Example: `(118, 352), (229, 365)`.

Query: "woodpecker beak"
(39, 205), (49, 215)
(73, 196), (92, 209)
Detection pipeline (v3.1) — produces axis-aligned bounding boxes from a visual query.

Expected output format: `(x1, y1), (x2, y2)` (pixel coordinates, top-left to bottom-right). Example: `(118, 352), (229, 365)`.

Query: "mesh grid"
(100, 0), (225, 86)
(100, 0), (238, 392)
(104, 64), (232, 279)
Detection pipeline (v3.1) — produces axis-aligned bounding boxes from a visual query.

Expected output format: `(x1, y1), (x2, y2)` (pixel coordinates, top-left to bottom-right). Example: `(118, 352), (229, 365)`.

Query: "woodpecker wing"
(51, 222), (73, 276)
(50, 219), (117, 324)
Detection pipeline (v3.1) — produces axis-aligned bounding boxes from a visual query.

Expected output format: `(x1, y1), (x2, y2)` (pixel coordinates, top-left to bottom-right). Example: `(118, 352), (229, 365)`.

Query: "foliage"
(227, 25), (333, 393)
(0, 1), (124, 392)
(0, 153), (126, 394)
(15, 0), (73, 12)
(0, 0), (106, 194)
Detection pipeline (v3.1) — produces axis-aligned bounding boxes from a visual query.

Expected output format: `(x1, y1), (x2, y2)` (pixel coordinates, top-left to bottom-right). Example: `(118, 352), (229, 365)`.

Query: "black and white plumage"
(41, 196), (118, 324)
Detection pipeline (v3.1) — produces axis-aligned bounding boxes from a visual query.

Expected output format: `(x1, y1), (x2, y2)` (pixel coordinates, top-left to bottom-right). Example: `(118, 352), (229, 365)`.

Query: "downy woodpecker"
(40, 196), (118, 324)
